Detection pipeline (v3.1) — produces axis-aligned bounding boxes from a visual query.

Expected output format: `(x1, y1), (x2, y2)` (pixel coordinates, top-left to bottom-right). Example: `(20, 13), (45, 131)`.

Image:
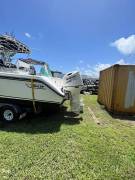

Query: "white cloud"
(87, 63), (111, 78)
(76, 59), (128, 78)
(116, 59), (127, 65)
(25, 32), (31, 38)
(111, 35), (135, 55)
(75, 63), (111, 78)
(94, 63), (111, 72)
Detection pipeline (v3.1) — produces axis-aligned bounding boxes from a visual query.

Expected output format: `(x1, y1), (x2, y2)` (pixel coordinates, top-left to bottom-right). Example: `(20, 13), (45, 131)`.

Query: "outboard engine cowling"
(63, 71), (83, 114)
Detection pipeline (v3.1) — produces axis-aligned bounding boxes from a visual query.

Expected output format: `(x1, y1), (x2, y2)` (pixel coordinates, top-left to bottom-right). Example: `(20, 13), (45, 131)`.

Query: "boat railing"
(0, 66), (17, 73)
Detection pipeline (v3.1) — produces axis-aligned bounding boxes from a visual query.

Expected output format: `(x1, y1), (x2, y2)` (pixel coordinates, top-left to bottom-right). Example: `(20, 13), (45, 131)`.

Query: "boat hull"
(0, 73), (64, 108)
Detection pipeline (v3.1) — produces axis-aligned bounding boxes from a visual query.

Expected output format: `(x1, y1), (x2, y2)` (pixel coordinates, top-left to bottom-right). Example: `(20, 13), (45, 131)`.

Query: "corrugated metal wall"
(98, 66), (115, 111)
(98, 65), (135, 114)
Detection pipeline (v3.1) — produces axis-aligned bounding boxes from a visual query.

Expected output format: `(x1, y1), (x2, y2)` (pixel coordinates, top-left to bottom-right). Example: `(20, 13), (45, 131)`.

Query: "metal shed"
(98, 64), (135, 115)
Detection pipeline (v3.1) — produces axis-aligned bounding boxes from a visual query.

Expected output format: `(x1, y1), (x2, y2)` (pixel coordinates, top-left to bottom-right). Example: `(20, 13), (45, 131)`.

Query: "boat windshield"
(40, 64), (52, 77)
(16, 58), (52, 77)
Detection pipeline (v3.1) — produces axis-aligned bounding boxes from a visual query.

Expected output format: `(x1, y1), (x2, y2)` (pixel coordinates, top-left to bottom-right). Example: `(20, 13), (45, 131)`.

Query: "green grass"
(0, 95), (135, 179)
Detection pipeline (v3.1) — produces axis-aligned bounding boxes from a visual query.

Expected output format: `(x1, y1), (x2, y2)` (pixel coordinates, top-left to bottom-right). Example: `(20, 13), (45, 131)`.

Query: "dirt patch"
(87, 107), (101, 125)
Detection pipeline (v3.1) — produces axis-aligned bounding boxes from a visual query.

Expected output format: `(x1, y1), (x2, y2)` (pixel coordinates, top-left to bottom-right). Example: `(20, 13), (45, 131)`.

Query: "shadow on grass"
(0, 107), (82, 134)
(100, 105), (135, 122)
(110, 113), (135, 122)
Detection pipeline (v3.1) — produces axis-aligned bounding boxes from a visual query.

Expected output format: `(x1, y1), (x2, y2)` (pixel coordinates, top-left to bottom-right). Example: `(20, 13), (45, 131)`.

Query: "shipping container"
(98, 64), (135, 115)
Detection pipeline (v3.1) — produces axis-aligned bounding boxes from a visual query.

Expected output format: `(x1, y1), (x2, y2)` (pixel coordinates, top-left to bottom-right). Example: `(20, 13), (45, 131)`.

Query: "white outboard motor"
(63, 71), (83, 114)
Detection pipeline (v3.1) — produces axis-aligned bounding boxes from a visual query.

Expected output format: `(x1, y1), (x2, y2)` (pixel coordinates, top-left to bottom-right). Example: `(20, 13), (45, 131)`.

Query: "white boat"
(0, 34), (83, 122)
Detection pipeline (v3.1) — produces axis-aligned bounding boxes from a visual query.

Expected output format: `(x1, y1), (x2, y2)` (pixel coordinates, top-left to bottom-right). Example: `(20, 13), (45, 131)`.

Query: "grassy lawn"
(0, 95), (135, 179)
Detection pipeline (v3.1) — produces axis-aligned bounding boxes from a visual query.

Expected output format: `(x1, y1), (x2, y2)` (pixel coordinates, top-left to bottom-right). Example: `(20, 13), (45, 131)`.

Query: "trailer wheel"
(0, 106), (19, 123)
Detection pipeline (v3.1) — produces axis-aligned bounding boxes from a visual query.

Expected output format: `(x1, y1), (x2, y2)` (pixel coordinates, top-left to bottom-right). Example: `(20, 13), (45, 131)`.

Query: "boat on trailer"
(0, 34), (83, 122)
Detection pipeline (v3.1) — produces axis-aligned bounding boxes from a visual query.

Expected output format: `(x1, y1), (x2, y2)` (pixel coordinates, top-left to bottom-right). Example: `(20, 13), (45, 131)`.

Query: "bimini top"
(18, 58), (47, 65)
(0, 35), (30, 54)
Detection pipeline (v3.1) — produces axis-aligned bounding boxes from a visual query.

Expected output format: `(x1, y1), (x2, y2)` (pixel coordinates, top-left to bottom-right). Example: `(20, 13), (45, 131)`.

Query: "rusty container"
(98, 64), (135, 115)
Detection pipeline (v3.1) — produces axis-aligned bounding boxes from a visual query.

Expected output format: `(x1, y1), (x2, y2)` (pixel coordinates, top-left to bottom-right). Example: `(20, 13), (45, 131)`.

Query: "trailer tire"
(0, 106), (19, 123)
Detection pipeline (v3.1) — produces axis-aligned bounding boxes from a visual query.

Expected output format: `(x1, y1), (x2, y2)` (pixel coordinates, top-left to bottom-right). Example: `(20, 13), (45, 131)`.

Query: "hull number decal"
(25, 82), (46, 89)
